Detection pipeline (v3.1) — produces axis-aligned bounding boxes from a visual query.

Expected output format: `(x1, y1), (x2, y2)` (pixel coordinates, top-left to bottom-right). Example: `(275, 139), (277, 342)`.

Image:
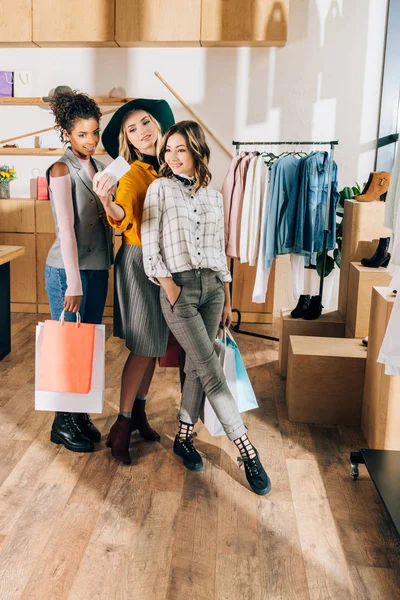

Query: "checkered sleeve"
(142, 180), (172, 285)
(217, 193), (232, 283)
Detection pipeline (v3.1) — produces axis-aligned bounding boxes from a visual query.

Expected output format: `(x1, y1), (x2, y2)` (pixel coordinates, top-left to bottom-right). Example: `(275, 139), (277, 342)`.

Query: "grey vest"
(46, 148), (114, 271)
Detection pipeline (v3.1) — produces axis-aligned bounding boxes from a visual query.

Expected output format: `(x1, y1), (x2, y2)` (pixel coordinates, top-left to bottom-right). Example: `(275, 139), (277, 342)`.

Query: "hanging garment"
(264, 155), (299, 268)
(384, 142), (400, 251)
(378, 290), (400, 375)
(222, 153), (245, 242)
(225, 153), (257, 259)
(252, 156), (303, 304)
(248, 157), (268, 266)
(285, 152), (339, 257)
(386, 182), (400, 291)
(252, 177), (271, 303)
(239, 155), (258, 262)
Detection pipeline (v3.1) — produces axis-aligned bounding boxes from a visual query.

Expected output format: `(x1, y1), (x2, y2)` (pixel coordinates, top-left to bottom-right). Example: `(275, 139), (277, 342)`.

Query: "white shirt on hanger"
(239, 155), (258, 263)
(248, 156), (268, 266)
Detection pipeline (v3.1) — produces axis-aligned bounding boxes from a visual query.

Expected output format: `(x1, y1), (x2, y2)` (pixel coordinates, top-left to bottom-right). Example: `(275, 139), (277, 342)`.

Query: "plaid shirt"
(141, 176), (232, 284)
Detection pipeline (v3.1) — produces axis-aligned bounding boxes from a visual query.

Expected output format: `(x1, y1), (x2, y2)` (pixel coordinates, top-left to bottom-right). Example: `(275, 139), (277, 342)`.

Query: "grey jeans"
(159, 269), (247, 441)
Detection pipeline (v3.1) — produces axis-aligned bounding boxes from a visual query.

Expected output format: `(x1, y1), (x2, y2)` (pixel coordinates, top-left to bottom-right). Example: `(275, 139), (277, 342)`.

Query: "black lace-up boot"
(173, 422), (203, 471)
(238, 448), (271, 496)
(51, 412), (94, 453)
(71, 413), (101, 443)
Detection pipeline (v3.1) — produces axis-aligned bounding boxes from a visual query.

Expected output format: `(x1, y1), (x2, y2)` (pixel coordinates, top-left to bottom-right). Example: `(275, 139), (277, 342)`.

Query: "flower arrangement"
(0, 165), (17, 198)
(0, 165), (17, 183)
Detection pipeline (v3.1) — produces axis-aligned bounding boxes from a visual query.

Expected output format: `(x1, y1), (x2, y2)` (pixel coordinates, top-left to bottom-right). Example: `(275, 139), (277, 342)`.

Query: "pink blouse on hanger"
(49, 157), (96, 297)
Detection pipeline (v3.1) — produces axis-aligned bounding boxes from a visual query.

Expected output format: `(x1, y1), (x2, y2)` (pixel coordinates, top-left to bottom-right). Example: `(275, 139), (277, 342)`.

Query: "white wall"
(0, 0), (388, 198)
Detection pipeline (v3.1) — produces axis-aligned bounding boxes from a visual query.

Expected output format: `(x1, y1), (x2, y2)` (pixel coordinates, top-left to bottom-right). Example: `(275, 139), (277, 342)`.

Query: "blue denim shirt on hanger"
(285, 151), (339, 259)
(263, 155), (299, 268)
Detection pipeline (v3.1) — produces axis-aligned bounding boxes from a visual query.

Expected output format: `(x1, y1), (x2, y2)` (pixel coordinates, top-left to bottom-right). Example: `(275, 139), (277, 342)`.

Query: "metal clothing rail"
(230, 140), (339, 342)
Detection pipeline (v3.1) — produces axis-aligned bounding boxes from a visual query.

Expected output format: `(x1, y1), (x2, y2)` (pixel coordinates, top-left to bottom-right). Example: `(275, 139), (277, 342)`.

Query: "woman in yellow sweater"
(96, 99), (175, 465)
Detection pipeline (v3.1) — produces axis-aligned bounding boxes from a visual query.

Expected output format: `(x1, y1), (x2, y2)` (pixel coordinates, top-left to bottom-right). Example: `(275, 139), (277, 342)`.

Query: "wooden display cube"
(279, 309), (345, 377)
(338, 199), (390, 320)
(346, 262), (392, 338)
(287, 336), (367, 425)
(362, 287), (400, 450)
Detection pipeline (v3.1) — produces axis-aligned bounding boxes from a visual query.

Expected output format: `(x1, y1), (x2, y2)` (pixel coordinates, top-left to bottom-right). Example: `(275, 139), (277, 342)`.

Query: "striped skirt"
(113, 244), (169, 357)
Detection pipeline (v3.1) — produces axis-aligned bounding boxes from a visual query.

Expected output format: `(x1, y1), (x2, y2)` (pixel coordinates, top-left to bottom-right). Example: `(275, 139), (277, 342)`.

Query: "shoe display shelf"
(338, 199), (391, 321)
(346, 263), (392, 339)
(286, 335), (367, 425)
(350, 286), (400, 539)
(278, 309), (345, 378)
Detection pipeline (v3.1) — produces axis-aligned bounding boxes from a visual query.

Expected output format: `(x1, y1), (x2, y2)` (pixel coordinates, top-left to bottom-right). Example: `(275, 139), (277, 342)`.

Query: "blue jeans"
(44, 265), (109, 324)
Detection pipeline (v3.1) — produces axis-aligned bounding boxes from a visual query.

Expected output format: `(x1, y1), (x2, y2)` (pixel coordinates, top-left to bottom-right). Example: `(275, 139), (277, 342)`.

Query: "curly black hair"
(50, 91), (102, 144)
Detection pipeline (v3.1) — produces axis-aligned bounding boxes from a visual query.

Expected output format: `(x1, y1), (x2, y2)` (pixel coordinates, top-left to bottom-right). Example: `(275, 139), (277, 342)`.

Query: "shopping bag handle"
(217, 327), (227, 343)
(59, 310), (81, 328)
(223, 326), (238, 347)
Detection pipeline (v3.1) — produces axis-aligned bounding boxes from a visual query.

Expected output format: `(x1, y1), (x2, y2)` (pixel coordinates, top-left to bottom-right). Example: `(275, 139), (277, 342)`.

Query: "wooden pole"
(154, 71), (233, 159)
(0, 108), (117, 145)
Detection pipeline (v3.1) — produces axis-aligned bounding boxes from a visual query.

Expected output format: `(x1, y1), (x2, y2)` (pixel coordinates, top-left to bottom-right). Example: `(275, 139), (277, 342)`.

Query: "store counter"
(0, 245), (25, 360)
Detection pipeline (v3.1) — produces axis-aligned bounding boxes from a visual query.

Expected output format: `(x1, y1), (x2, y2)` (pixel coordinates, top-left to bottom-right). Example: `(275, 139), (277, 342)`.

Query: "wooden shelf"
(0, 97), (133, 106)
(0, 148), (107, 155)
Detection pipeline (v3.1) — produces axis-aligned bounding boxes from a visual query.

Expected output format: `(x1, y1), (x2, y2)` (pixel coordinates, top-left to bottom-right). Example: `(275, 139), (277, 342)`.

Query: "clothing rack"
(230, 140), (339, 342)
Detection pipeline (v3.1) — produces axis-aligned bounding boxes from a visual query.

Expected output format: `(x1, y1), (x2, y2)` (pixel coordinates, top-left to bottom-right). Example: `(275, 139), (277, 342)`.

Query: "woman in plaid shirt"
(142, 121), (271, 496)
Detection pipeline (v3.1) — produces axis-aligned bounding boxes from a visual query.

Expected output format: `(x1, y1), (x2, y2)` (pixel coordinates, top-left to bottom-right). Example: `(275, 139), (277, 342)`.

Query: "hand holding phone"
(93, 156), (131, 197)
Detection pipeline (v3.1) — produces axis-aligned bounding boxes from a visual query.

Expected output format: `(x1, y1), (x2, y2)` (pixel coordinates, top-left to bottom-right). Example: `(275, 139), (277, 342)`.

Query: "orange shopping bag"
(38, 311), (96, 394)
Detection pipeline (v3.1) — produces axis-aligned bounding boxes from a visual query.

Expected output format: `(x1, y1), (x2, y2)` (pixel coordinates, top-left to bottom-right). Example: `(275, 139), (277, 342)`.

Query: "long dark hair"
(158, 121), (212, 193)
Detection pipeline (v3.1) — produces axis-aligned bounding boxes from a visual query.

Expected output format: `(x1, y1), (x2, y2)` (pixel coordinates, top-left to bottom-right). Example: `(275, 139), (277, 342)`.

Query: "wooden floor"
(0, 314), (399, 600)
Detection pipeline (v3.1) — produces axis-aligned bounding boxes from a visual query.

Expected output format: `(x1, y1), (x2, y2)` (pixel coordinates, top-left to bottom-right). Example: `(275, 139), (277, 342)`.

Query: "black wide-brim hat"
(102, 98), (175, 159)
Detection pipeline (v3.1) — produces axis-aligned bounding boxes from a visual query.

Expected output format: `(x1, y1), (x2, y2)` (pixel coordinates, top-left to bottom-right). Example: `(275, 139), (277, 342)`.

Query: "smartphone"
(102, 156), (130, 182)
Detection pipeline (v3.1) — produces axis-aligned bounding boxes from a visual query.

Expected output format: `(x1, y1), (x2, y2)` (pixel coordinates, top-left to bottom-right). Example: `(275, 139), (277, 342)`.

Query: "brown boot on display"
(354, 172), (390, 202)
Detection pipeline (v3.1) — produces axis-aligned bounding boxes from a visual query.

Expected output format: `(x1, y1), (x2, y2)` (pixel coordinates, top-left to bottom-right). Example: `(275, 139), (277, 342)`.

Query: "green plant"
(0, 165), (17, 183)
(316, 182), (363, 278)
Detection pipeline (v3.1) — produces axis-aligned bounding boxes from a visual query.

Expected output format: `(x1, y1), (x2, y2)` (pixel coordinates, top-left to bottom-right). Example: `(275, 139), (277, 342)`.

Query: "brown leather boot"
(106, 414), (132, 465)
(130, 399), (160, 442)
(354, 172), (390, 202)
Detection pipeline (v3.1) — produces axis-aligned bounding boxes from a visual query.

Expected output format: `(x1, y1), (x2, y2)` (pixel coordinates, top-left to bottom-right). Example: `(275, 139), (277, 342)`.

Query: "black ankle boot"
(291, 294), (311, 318)
(173, 432), (203, 471)
(303, 295), (323, 320)
(71, 413), (101, 443)
(361, 237), (391, 268)
(238, 447), (271, 496)
(51, 412), (94, 453)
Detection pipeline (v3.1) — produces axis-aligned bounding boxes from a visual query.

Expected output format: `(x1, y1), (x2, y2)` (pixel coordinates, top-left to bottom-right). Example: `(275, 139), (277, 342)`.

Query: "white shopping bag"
(35, 322), (105, 413)
(13, 71), (33, 97)
(201, 330), (239, 437)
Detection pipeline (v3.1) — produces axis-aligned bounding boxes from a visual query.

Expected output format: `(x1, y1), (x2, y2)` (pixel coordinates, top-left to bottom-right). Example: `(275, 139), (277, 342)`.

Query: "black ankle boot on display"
(71, 413), (101, 443)
(50, 412), (94, 453)
(290, 294), (311, 318)
(361, 237), (391, 268)
(303, 295), (323, 320)
(173, 432), (203, 471)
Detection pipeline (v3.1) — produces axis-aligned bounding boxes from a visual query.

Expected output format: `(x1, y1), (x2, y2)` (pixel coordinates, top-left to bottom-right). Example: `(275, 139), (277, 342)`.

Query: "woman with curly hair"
(141, 121), (271, 495)
(45, 90), (115, 453)
(95, 99), (175, 466)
